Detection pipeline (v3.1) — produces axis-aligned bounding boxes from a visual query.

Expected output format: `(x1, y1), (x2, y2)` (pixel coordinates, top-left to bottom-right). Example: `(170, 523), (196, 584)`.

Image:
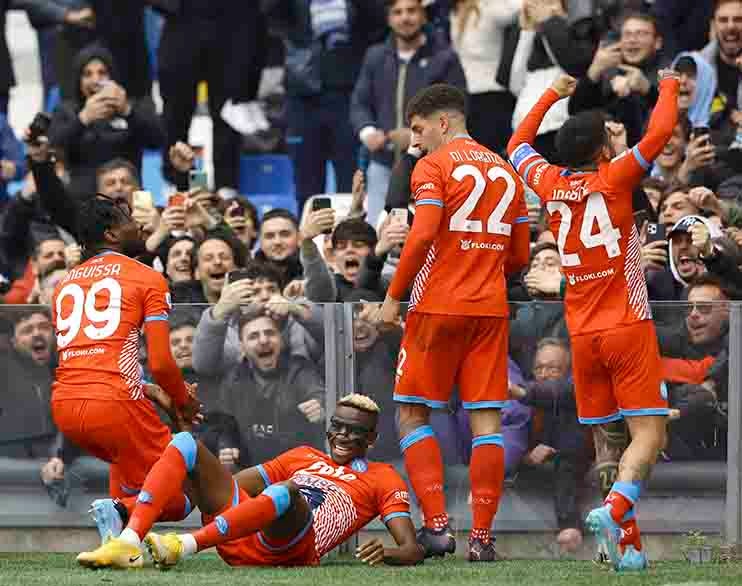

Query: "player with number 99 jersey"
(51, 250), (189, 500)
(506, 74), (680, 423)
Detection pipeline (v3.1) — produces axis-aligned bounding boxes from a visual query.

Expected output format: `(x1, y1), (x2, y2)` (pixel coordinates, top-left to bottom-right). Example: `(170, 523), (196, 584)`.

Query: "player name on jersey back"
(407, 137), (528, 317)
(51, 252), (171, 402)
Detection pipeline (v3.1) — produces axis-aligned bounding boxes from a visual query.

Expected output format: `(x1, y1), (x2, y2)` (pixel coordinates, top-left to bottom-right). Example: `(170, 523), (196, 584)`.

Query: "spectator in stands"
(328, 218), (381, 300)
(356, 213), (410, 299)
(509, 338), (586, 554)
(510, 242), (567, 373)
(0, 113), (24, 201)
(170, 232), (245, 304)
(570, 12), (665, 146)
(658, 186), (712, 228)
(158, 236), (195, 285)
(1, 236), (66, 305)
(501, 0), (600, 162)
(351, 0), (467, 226)
(157, 2), (257, 195)
(703, 0), (742, 117)
(449, 0), (520, 154)
(661, 275), (732, 460)
(201, 308), (325, 467)
(349, 297), (403, 459)
(223, 197), (259, 250)
(192, 260), (323, 375)
(254, 209), (303, 288)
(262, 0), (388, 210)
(641, 177), (668, 213)
(47, 45), (164, 198)
(36, 266), (68, 306)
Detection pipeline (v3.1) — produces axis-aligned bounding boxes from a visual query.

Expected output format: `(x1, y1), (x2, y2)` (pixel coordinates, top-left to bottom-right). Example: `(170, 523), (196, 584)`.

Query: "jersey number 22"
(449, 165), (516, 235)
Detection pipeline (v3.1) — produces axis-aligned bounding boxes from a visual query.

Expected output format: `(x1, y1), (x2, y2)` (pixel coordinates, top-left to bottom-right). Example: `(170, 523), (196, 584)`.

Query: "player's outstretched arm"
(356, 516), (424, 566)
(506, 74), (576, 158)
(607, 69), (680, 187)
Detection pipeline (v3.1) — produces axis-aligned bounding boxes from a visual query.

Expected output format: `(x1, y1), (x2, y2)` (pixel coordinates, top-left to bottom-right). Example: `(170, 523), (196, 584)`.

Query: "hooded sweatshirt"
(47, 45), (164, 198)
(671, 52), (718, 128)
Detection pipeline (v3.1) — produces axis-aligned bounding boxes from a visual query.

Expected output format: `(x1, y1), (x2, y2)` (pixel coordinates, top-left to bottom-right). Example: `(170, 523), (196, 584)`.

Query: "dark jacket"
(219, 353), (325, 466)
(48, 45), (164, 198)
(350, 33), (467, 167)
(261, 0), (387, 97)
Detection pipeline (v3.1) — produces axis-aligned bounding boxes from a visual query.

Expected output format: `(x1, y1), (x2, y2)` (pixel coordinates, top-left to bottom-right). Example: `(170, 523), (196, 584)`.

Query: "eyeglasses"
(329, 417), (372, 439)
(686, 302), (715, 316)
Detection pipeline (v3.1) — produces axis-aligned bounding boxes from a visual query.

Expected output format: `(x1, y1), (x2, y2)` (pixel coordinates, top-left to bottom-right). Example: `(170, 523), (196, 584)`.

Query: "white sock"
(179, 534), (198, 557)
(118, 528), (141, 547)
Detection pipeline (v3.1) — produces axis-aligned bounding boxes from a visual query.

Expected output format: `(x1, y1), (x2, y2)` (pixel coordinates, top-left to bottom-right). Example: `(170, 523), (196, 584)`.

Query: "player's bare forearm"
(234, 466), (267, 497)
(382, 517), (424, 565)
(507, 89), (560, 157)
(386, 203), (442, 300)
(636, 77), (680, 162)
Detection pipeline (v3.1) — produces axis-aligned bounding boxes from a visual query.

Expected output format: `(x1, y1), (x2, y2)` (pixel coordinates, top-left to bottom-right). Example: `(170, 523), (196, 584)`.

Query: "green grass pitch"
(1, 554), (741, 586)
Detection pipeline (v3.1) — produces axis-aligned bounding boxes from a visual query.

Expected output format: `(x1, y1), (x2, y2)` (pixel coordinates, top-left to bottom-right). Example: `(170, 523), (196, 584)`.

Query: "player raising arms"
(50, 196), (200, 543)
(506, 70), (680, 571)
(375, 84), (530, 561)
(75, 394), (424, 569)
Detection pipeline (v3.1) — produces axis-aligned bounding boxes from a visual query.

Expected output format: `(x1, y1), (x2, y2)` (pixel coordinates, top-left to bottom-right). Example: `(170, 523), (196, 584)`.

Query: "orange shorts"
(51, 396), (171, 498)
(570, 320), (669, 424)
(394, 312), (509, 409)
(202, 480), (319, 567)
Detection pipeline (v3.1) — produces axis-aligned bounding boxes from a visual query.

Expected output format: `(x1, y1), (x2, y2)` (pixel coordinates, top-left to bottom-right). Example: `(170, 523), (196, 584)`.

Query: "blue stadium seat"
(239, 155), (295, 196)
(141, 149), (166, 206)
(247, 193), (298, 219)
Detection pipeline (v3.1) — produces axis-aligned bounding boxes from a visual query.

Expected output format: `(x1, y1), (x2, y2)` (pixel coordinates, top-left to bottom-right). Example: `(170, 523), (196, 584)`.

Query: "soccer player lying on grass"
(76, 393), (425, 569)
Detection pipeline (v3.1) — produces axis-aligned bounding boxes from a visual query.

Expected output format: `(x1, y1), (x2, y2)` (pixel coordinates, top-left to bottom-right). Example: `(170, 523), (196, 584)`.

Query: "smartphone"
(189, 169), (209, 192)
(226, 266), (261, 285)
(646, 222), (667, 244)
(133, 190), (154, 210)
(390, 207), (409, 225)
(692, 126), (711, 144)
(600, 30), (621, 47)
(312, 197), (332, 211)
(168, 193), (186, 208)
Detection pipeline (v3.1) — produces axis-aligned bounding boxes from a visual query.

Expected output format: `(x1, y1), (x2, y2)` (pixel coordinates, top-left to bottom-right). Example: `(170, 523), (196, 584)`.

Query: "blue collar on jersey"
(452, 133), (472, 141)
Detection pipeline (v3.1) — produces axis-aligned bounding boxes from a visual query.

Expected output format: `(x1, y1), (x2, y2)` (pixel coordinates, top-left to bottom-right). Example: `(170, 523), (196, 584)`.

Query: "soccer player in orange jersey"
(76, 394), (424, 569)
(375, 84), (530, 561)
(506, 70), (681, 571)
(50, 196), (200, 545)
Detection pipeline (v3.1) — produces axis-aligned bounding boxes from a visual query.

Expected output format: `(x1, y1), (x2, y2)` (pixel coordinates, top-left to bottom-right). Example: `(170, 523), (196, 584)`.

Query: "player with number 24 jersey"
(506, 74), (680, 423)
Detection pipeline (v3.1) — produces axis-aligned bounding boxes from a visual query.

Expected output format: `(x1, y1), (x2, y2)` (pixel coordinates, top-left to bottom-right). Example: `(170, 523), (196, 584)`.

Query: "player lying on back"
(76, 393), (424, 569)
(50, 196), (200, 542)
(506, 70), (680, 572)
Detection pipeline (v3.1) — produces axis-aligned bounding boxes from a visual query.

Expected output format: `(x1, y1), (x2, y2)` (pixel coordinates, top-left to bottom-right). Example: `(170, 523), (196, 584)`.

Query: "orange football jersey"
(405, 136), (528, 316)
(51, 251), (171, 401)
(258, 446), (411, 557)
(510, 142), (651, 335)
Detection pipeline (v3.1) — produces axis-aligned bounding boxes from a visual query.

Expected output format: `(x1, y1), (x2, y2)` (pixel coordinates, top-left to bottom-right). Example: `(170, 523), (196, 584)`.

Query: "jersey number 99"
(55, 278), (122, 348)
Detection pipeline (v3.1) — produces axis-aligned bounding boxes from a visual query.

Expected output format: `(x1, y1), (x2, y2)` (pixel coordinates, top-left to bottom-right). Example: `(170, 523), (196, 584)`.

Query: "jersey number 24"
(546, 192), (621, 267)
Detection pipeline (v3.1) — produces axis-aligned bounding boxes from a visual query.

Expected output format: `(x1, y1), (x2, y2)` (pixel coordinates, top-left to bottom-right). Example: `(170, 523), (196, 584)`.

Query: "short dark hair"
(191, 230), (248, 272)
(530, 241), (559, 262)
(169, 313), (197, 332)
(331, 218), (378, 249)
(11, 308), (52, 330)
(385, 0), (422, 10)
(261, 208), (299, 229)
(238, 306), (279, 337)
(656, 184), (692, 217)
(620, 11), (659, 34)
(406, 83), (467, 124)
(245, 260), (283, 287)
(96, 157), (140, 187)
(640, 177), (668, 193)
(76, 196), (131, 251)
(32, 236), (65, 259)
(687, 273), (736, 300)
(555, 110), (607, 169)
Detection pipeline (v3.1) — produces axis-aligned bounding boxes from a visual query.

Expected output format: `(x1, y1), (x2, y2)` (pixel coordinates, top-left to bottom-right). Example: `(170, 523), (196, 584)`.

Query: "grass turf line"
(0, 554), (741, 586)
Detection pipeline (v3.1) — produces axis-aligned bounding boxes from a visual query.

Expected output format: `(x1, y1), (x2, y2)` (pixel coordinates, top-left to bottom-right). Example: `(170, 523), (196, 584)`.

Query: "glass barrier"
(0, 299), (737, 548)
(349, 300), (733, 543)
